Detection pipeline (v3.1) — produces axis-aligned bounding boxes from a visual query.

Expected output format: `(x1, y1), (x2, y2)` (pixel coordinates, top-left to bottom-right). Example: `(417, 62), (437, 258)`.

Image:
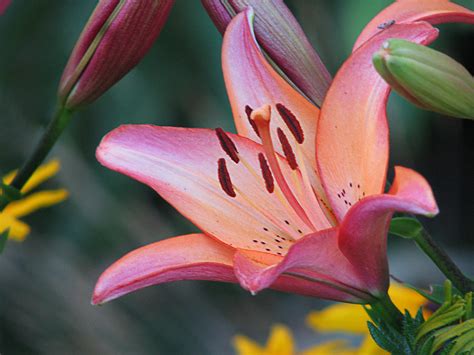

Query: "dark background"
(0, 1), (472, 354)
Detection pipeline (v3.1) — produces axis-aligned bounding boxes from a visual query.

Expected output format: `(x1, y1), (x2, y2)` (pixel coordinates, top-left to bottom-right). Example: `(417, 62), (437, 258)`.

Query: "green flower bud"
(373, 39), (474, 119)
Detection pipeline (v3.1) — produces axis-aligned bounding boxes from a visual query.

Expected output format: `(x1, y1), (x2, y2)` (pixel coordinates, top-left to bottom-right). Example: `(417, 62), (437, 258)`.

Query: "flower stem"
(414, 227), (474, 294)
(0, 105), (73, 210)
(370, 293), (404, 330)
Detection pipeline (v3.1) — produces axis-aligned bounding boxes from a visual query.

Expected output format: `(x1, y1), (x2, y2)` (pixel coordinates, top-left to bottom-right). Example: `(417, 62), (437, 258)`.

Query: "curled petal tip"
(354, 0), (474, 50)
(391, 166), (439, 216)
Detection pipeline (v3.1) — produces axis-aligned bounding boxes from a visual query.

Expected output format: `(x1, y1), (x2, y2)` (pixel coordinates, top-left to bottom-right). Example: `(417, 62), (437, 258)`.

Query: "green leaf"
(403, 310), (423, 349)
(417, 302), (466, 341)
(448, 329), (474, 354)
(367, 321), (399, 352)
(389, 217), (423, 239)
(417, 336), (435, 355)
(402, 281), (462, 305)
(432, 320), (474, 352)
(439, 341), (455, 355)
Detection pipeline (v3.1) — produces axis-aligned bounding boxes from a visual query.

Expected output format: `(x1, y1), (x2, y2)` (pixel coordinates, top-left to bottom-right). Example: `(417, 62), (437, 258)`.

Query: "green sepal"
(389, 217), (423, 239)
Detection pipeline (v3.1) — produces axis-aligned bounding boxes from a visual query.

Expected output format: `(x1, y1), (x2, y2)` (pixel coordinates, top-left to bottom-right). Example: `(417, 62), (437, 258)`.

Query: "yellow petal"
(4, 189), (68, 218)
(266, 325), (294, 355)
(0, 213), (30, 241)
(388, 283), (429, 318)
(233, 324), (295, 355)
(2, 159), (61, 194)
(233, 335), (265, 355)
(306, 303), (368, 334)
(2, 170), (16, 186)
(307, 283), (430, 336)
(22, 159), (61, 193)
(355, 336), (388, 355)
(301, 340), (357, 355)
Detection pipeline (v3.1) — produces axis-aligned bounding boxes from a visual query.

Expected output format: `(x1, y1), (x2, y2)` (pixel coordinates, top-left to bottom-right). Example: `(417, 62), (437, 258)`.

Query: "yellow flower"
(306, 284), (430, 354)
(0, 159), (68, 241)
(233, 284), (429, 355)
(233, 324), (354, 355)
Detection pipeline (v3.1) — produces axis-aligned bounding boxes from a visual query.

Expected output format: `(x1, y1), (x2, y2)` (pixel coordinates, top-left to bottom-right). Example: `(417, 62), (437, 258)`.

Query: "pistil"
(251, 105), (316, 231)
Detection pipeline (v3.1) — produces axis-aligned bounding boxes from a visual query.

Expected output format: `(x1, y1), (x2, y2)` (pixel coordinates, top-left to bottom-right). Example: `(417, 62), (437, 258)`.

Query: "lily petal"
(316, 22), (439, 221)
(354, 0), (474, 50)
(222, 10), (332, 219)
(222, 10), (319, 167)
(97, 125), (326, 254)
(233, 229), (374, 303)
(338, 166), (438, 295)
(92, 233), (236, 304)
(202, 0), (331, 106)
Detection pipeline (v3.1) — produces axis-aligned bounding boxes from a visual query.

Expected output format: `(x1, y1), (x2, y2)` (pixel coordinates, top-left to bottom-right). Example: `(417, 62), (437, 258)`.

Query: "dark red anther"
(245, 105), (260, 137)
(277, 128), (298, 170)
(215, 128), (239, 163)
(217, 158), (236, 198)
(276, 103), (304, 144)
(258, 153), (274, 193)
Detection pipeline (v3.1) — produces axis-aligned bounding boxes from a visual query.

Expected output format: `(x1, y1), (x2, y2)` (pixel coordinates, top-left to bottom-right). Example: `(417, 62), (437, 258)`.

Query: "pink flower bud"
(0, 0), (11, 15)
(201, 0), (331, 107)
(58, 0), (174, 109)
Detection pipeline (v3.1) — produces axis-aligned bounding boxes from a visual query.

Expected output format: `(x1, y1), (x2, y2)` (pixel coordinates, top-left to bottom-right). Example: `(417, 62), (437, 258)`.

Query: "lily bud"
(373, 39), (474, 119)
(58, 0), (175, 109)
(0, 0), (11, 15)
(201, 0), (331, 107)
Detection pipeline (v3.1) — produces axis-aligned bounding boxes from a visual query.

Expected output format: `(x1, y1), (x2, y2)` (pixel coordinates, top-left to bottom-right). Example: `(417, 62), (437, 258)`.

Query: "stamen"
(215, 128), (239, 163)
(251, 105), (315, 231)
(277, 128), (298, 170)
(276, 103), (304, 144)
(258, 153), (274, 193)
(217, 158), (236, 197)
(245, 105), (260, 137)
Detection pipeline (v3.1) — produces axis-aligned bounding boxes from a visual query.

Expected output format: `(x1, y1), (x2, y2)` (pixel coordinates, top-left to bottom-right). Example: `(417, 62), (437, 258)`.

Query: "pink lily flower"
(92, 3), (473, 305)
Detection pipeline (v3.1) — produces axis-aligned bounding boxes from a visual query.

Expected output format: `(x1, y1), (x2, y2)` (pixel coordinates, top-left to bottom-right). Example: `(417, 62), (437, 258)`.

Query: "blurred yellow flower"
(233, 284), (429, 355)
(306, 284), (430, 354)
(233, 324), (353, 355)
(0, 159), (68, 241)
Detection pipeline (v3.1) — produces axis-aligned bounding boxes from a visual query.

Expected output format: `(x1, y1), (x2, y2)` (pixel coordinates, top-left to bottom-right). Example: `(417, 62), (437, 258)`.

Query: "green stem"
(0, 105), (73, 210)
(414, 228), (474, 294)
(370, 293), (404, 330)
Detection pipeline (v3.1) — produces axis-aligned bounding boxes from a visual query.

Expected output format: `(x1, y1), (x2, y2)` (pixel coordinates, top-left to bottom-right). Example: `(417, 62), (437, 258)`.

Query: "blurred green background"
(0, 1), (473, 354)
